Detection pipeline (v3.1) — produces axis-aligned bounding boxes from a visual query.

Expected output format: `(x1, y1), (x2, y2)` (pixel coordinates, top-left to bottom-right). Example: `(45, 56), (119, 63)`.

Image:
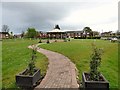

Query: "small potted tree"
(46, 39), (50, 43)
(16, 45), (41, 88)
(64, 38), (67, 42)
(55, 39), (57, 42)
(38, 38), (42, 43)
(82, 44), (109, 90)
(68, 38), (70, 41)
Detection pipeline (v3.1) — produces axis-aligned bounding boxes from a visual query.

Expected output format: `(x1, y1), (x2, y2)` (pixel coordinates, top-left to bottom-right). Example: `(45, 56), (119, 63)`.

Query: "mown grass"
(2, 39), (48, 89)
(0, 41), (2, 89)
(40, 39), (118, 88)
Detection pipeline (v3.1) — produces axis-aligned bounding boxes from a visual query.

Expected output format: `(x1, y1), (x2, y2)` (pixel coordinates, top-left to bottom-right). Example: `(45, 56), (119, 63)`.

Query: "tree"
(54, 24), (60, 30)
(90, 44), (103, 81)
(2, 25), (9, 32)
(83, 27), (92, 32)
(26, 28), (38, 38)
(21, 31), (25, 38)
(28, 45), (37, 75)
(83, 27), (93, 37)
(10, 31), (13, 39)
(10, 31), (13, 35)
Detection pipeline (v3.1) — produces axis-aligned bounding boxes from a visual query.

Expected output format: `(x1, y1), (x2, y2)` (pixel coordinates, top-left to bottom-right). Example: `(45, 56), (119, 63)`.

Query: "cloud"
(57, 2), (117, 31)
(2, 2), (75, 33)
(0, 3), (2, 31)
(1, 1), (118, 34)
(1, 0), (120, 2)
(91, 22), (117, 32)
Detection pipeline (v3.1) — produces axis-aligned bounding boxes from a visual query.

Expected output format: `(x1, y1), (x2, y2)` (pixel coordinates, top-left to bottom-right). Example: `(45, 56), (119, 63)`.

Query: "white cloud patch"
(91, 22), (118, 32)
(57, 2), (118, 31)
(0, 2), (2, 31)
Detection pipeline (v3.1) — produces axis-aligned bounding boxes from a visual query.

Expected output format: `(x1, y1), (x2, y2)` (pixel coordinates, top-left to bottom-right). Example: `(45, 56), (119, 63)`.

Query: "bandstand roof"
(48, 29), (65, 33)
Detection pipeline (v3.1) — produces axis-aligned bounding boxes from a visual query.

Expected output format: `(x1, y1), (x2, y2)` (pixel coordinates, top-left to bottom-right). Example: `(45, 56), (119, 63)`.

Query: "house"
(47, 25), (66, 39)
(101, 31), (112, 37)
(0, 32), (10, 39)
(65, 31), (83, 38)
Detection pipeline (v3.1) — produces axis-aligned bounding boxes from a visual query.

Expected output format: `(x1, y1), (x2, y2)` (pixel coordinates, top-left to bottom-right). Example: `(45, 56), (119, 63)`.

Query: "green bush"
(28, 46), (37, 75)
(74, 37), (101, 39)
(90, 44), (103, 81)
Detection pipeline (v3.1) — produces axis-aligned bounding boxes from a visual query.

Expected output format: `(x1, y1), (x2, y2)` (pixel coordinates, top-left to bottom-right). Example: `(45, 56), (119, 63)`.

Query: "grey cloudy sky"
(0, 0), (119, 34)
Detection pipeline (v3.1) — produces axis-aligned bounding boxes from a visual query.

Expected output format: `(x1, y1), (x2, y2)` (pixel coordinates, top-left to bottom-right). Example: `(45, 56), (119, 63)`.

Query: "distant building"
(0, 32), (10, 39)
(14, 34), (22, 38)
(47, 25), (66, 39)
(101, 31), (117, 37)
(66, 31), (83, 38)
(37, 31), (47, 39)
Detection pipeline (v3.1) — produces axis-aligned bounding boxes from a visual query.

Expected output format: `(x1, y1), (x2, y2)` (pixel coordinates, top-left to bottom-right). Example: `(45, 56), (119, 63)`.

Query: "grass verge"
(2, 39), (48, 89)
(40, 39), (118, 88)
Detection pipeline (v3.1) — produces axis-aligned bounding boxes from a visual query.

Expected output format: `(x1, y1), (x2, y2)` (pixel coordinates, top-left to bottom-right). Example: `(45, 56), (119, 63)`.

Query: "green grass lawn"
(0, 41), (2, 89)
(2, 39), (48, 89)
(40, 39), (118, 88)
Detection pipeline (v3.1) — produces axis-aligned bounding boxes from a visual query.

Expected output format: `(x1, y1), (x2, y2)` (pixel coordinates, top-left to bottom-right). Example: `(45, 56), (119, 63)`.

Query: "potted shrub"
(46, 39), (50, 43)
(38, 38), (42, 43)
(68, 38), (70, 41)
(64, 38), (67, 42)
(82, 44), (109, 90)
(55, 39), (57, 42)
(16, 46), (41, 88)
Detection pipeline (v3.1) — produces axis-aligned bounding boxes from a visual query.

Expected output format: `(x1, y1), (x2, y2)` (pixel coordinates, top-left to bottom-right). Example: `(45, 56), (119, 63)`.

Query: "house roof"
(0, 32), (9, 34)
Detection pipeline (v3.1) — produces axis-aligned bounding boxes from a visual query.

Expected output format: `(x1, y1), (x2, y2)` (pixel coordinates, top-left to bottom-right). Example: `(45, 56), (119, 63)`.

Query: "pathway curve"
(29, 44), (79, 89)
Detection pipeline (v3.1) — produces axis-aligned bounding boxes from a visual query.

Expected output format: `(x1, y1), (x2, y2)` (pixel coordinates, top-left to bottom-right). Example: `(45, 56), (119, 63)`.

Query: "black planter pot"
(82, 72), (109, 90)
(16, 68), (41, 88)
(38, 40), (42, 43)
(46, 40), (50, 43)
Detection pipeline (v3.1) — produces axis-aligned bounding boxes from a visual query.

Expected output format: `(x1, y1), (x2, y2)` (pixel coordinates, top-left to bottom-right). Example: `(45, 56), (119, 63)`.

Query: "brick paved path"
(29, 44), (79, 89)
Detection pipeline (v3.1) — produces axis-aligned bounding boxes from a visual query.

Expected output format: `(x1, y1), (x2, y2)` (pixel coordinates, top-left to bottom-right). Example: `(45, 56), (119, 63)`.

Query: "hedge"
(74, 37), (101, 39)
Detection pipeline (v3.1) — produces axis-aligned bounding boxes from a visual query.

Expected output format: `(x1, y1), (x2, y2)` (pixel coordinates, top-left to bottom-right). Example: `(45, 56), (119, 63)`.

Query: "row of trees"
(17, 28), (39, 38)
(1, 25), (39, 38)
(2, 25), (120, 39)
(83, 27), (120, 37)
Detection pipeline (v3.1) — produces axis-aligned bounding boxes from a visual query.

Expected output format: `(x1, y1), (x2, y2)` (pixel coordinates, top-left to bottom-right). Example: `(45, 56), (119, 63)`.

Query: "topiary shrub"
(28, 46), (37, 75)
(89, 43), (103, 81)
(38, 39), (42, 43)
(55, 39), (57, 42)
(64, 38), (67, 42)
(46, 39), (50, 43)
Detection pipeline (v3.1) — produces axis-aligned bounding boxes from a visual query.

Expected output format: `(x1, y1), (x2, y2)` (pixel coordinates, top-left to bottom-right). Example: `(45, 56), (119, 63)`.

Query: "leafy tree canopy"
(26, 28), (38, 38)
(83, 27), (92, 33)
(83, 27), (93, 37)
